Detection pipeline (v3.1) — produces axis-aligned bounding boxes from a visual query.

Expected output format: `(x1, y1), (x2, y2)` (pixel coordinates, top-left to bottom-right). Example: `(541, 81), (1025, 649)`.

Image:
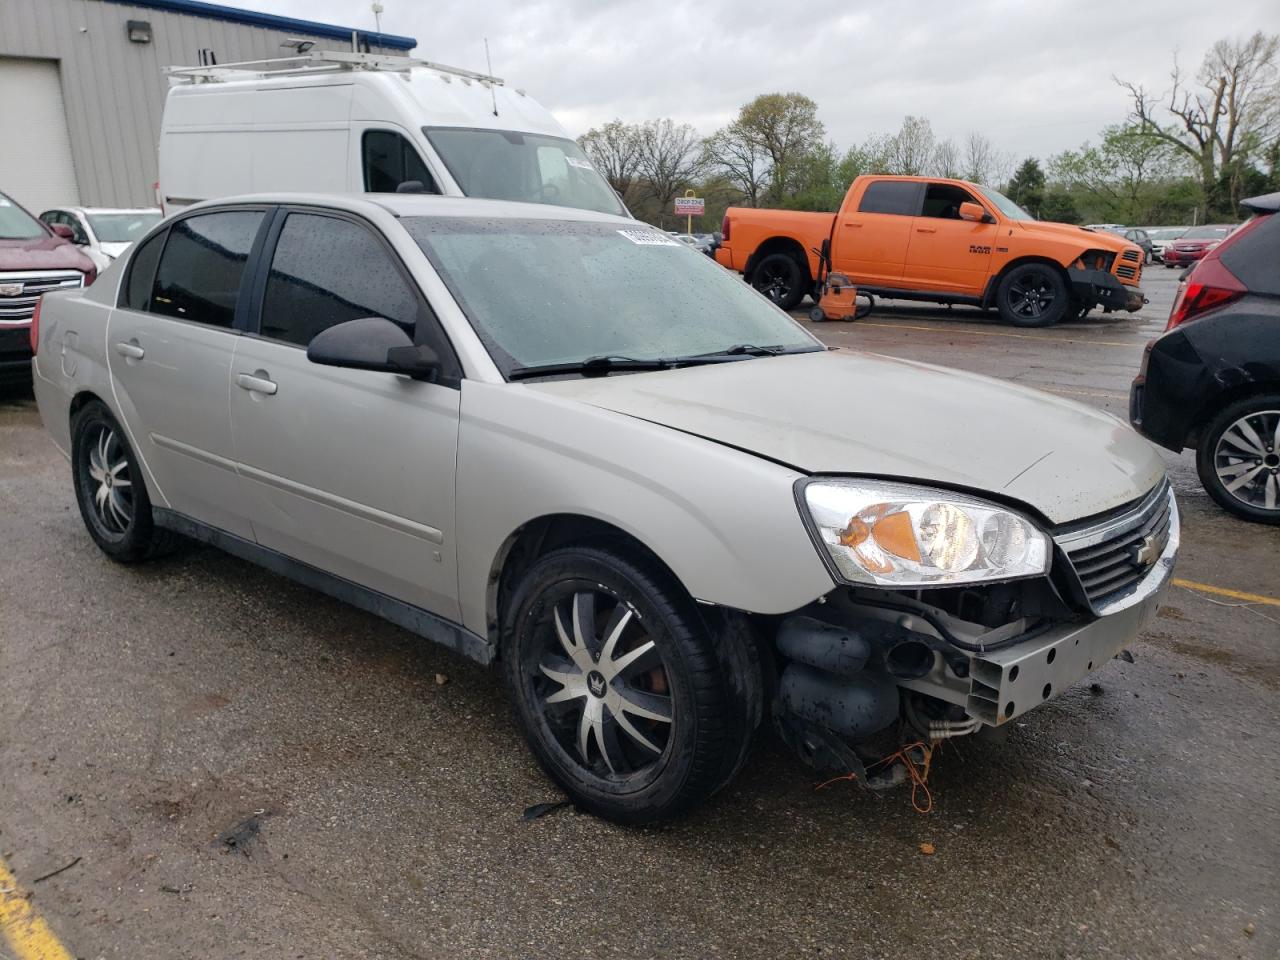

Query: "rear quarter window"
(121, 229), (167, 311)
(1220, 214), (1280, 296)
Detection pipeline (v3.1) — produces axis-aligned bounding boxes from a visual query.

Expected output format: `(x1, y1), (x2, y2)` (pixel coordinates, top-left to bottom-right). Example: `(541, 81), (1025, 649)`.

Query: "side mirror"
(306, 317), (440, 381)
(50, 223), (76, 241)
(958, 202), (990, 223)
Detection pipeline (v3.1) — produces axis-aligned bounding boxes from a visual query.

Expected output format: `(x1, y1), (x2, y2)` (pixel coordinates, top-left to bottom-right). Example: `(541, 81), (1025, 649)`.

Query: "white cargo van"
(158, 50), (626, 217)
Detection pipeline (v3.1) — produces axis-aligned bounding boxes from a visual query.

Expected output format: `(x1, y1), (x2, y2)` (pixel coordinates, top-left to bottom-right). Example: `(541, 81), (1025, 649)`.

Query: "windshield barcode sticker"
(617, 229), (680, 246)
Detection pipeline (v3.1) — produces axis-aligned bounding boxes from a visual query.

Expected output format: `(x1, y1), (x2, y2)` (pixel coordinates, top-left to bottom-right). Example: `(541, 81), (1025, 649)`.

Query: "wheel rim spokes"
(1214, 410), (1280, 511)
(535, 589), (674, 778)
(87, 425), (134, 533)
(1009, 274), (1052, 317)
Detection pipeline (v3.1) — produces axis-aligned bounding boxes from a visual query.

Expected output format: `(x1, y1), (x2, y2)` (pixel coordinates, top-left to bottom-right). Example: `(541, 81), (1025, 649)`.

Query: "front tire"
(501, 544), (759, 823)
(71, 401), (175, 561)
(750, 253), (807, 312)
(996, 263), (1068, 327)
(1196, 395), (1280, 524)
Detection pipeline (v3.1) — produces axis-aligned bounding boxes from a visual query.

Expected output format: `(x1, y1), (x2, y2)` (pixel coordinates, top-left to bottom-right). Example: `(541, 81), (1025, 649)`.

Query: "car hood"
(1016, 220), (1128, 250)
(529, 350), (1165, 526)
(98, 241), (131, 259)
(0, 235), (94, 273)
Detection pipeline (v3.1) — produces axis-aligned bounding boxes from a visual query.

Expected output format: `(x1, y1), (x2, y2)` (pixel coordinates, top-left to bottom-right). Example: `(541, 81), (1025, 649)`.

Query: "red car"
(1162, 224), (1235, 268)
(1, 189), (97, 382)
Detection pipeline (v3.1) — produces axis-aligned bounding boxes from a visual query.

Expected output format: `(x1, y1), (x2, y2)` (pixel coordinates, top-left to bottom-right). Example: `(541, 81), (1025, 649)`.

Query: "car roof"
(178, 193), (635, 226)
(1242, 192), (1279, 214)
(44, 206), (161, 216)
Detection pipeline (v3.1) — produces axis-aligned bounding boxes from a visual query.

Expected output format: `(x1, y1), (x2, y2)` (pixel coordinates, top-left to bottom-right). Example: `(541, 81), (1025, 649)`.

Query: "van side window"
(122, 229), (167, 311)
(149, 211), (263, 328)
(920, 184), (980, 220)
(858, 182), (922, 216)
(259, 213), (419, 347)
(363, 131), (439, 194)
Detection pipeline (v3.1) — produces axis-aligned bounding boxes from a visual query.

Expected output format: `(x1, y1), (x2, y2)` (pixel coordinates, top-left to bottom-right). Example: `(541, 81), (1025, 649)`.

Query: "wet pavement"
(1, 268), (1277, 959)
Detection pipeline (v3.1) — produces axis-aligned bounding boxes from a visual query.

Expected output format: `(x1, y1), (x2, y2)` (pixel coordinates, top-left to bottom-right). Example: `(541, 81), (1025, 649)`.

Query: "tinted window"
(260, 213), (419, 346)
(363, 130), (438, 194)
(0, 192), (46, 240)
(1220, 214), (1279, 296)
(920, 184), (980, 220)
(122, 230), (166, 311)
(858, 181), (921, 216)
(150, 211), (263, 328)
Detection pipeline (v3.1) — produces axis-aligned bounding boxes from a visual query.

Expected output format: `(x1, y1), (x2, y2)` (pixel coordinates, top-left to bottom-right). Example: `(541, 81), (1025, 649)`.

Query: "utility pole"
(372, 2), (384, 33)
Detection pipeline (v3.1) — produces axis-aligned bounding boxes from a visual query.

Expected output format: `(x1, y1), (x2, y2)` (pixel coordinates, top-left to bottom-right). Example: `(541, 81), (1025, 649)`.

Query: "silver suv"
(31, 194), (1178, 823)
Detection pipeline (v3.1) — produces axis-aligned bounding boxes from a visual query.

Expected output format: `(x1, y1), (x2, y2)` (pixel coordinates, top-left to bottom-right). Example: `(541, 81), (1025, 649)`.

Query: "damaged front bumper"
(1070, 268), (1146, 313)
(773, 487), (1178, 769)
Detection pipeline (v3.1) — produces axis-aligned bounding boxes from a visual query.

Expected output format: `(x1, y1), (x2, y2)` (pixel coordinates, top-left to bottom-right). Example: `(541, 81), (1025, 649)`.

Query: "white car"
(38, 207), (162, 271)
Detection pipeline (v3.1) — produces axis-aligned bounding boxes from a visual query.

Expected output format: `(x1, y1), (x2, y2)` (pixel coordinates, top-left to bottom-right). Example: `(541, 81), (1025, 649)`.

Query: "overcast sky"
(256, 0), (1277, 160)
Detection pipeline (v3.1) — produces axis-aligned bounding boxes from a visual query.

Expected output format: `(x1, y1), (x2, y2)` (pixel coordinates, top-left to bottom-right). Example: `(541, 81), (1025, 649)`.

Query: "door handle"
(236, 372), (278, 396)
(916, 227), (938, 234)
(114, 341), (145, 360)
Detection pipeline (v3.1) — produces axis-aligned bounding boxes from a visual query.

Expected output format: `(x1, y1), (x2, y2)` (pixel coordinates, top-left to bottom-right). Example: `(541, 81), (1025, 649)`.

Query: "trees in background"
(1117, 31), (1280, 217)
(579, 32), (1278, 229)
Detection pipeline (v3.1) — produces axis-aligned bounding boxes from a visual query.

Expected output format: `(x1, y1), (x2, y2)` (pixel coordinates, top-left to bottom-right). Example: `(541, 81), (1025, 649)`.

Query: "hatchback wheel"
(72, 401), (176, 561)
(1196, 395), (1280, 524)
(502, 544), (759, 823)
(996, 263), (1068, 327)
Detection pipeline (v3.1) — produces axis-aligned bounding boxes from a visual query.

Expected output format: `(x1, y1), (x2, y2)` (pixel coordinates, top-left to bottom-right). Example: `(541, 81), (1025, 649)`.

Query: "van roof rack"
(166, 49), (503, 86)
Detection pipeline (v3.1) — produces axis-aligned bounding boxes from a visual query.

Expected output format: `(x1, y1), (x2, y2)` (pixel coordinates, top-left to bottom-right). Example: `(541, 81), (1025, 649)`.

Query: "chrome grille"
(0, 271), (84, 324)
(1055, 480), (1175, 613)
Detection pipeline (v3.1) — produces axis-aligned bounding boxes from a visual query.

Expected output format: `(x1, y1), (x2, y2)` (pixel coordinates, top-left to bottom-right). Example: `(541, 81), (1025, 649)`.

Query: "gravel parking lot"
(2, 267), (1277, 959)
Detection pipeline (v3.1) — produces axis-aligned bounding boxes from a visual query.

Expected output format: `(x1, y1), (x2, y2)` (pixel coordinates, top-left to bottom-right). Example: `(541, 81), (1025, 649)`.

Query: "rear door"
(106, 208), (268, 538)
(902, 182), (998, 294)
(229, 208), (464, 619)
(830, 180), (921, 287)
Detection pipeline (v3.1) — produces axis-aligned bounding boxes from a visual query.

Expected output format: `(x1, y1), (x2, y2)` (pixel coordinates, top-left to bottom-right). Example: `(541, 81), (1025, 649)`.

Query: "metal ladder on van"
(166, 50), (504, 87)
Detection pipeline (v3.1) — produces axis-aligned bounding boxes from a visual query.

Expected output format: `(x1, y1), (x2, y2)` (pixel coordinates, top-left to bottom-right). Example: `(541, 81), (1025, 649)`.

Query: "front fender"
(455, 381), (835, 637)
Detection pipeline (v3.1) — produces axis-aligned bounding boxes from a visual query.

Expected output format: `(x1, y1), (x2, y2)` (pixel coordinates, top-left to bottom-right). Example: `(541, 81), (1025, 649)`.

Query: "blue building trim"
(102, 0), (417, 51)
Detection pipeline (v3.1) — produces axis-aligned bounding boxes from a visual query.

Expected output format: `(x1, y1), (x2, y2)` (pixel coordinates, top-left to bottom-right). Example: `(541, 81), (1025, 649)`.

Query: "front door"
(902, 182), (998, 294)
(106, 209), (267, 538)
(229, 209), (463, 619)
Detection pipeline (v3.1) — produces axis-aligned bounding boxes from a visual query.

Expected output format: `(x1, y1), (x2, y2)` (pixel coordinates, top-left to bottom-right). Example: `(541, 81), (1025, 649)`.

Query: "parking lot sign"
(674, 196), (705, 217)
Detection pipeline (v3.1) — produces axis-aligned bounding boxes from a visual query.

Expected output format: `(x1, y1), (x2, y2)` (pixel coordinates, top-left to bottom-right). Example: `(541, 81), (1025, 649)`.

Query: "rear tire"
(750, 253), (807, 312)
(501, 543), (761, 823)
(71, 401), (177, 562)
(996, 263), (1069, 327)
(1195, 395), (1280, 524)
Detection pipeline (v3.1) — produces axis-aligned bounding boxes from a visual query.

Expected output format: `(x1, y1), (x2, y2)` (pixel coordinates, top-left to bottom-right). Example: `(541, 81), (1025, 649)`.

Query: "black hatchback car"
(1130, 192), (1280, 524)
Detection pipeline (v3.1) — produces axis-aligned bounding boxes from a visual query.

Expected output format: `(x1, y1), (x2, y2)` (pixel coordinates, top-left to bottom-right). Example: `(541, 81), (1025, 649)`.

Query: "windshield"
(0, 193), (47, 240)
(88, 212), (161, 243)
(405, 217), (821, 376)
(424, 128), (626, 217)
(1148, 228), (1186, 241)
(983, 187), (1036, 221)
(1183, 225), (1232, 240)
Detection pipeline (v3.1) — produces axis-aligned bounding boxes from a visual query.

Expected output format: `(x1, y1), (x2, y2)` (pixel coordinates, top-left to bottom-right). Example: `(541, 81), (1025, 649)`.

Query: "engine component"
(779, 662), (899, 739)
(884, 639), (935, 679)
(776, 615), (873, 676)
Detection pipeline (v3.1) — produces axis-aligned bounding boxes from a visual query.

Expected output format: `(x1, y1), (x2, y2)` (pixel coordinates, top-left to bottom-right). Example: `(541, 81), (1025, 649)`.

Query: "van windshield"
(404, 217), (820, 377)
(0, 193), (47, 240)
(424, 128), (626, 217)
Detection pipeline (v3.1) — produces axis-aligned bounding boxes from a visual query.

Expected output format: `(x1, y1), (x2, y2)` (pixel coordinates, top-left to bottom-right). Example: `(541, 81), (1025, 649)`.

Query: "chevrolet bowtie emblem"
(0, 282), (24, 297)
(1131, 530), (1168, 568)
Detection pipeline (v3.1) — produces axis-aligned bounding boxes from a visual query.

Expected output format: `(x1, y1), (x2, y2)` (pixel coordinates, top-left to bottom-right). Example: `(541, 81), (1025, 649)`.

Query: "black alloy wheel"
(997, 263), (1068, 327)
(750, 253), (806, 311)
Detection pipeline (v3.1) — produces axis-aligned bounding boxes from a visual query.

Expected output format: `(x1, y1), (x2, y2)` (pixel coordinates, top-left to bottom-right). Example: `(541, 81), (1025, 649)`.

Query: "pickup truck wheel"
(71, 401), (176, 562)
(750, 253), (806, 312)
(1195, 396), (1280, 524)
(502, 544), (756, 823)
(997, 264), (1068, 327)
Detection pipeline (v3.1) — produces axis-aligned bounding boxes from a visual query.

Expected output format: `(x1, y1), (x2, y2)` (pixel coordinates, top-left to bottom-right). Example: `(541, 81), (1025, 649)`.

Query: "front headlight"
(799, 479), (1050, 588)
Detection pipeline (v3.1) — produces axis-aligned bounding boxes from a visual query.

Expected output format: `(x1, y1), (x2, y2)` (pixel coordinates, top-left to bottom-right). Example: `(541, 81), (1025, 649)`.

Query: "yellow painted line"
(1173, 578), (1280, 609)
(847, 319), (1137, 348)
(0, 856), (74, 960)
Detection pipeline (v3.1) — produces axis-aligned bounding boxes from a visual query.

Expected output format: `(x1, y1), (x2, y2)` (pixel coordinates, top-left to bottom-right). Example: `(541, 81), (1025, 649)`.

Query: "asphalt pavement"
(1, 266), (1277, 960)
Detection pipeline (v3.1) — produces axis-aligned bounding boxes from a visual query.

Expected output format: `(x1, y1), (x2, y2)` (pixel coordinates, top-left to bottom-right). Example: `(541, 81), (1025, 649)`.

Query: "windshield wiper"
(507, 355), (674, 381)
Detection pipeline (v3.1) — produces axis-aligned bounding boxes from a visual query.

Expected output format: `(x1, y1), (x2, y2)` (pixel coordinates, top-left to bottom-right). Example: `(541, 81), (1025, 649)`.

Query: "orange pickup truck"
(714, 175), (1147, 326)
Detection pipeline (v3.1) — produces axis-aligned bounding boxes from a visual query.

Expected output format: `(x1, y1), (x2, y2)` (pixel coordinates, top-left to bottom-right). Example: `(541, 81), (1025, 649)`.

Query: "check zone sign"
(674, 197), (705, 216)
